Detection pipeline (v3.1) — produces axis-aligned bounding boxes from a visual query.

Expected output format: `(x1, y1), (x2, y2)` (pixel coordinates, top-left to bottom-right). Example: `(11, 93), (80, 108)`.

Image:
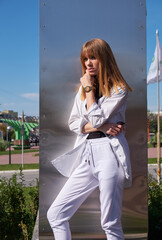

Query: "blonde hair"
(79, 38), (132, 100)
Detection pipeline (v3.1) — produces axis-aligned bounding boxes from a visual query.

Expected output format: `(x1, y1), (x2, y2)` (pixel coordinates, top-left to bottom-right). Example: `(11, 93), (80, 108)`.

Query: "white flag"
(147, 30), (162, 84)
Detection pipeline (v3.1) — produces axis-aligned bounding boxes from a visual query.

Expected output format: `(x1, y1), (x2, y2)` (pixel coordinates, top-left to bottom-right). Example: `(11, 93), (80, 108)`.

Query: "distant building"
(0, 110), (18, 119)
(24, 115), (39, 123)
(0, 110), (39, 123)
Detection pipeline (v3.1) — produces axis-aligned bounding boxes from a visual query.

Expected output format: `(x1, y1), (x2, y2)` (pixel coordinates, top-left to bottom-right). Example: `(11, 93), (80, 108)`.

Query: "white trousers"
(47, 138), (125, 240)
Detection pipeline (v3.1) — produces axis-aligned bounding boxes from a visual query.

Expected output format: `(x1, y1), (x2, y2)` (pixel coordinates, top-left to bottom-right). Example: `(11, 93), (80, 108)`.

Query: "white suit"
(48, 86), (132, 240)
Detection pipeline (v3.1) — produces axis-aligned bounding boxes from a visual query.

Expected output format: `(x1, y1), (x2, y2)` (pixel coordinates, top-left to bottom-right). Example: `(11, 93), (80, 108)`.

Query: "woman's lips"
(88, 68), (95, 72)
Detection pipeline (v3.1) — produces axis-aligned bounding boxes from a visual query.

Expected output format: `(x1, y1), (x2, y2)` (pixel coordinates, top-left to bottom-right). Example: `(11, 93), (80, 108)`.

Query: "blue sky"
(147, 0), (162, 112)
(0, 0), (39, 116)
(0, 0), (161, 116)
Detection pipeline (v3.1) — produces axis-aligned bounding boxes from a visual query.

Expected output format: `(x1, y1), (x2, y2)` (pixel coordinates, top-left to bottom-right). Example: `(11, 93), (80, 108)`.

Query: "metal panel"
(39, 0), (147, 239)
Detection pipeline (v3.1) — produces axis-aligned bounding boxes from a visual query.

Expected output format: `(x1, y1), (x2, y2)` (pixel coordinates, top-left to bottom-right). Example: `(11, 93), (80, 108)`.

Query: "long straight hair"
(79, 38), (132, 100)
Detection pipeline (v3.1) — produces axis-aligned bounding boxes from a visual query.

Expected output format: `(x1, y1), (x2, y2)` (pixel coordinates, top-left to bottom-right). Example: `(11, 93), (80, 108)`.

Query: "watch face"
(84, 86), (92, 92)
(86, 86), (90, 92)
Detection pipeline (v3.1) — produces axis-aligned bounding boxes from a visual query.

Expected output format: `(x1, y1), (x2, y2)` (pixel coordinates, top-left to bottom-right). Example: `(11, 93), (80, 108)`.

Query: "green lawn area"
(0, 164), (39, 171)
(148, 158), (162, 164)
(148, 143), (152, 148)
(34, 153), (39, 156)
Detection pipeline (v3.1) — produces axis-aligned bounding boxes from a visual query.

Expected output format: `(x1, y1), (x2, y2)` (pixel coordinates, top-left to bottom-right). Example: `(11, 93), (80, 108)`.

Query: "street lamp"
(7, 126), (12, 164)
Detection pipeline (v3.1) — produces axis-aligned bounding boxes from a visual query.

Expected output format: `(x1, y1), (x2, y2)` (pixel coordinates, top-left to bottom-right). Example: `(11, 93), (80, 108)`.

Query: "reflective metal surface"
(39, 0), (147, 239)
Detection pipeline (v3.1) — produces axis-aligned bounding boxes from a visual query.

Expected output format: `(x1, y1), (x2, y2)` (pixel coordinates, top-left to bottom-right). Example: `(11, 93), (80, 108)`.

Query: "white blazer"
(52, 86), (132, 188)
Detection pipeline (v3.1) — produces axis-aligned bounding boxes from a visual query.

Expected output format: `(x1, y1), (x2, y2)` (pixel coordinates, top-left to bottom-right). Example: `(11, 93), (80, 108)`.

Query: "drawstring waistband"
(85, 141), (95, 167)
(84, 137), (113, 168)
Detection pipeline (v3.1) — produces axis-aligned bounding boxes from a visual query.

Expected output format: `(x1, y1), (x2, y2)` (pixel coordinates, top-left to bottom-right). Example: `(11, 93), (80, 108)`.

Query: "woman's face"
(84, 55), (100, 76)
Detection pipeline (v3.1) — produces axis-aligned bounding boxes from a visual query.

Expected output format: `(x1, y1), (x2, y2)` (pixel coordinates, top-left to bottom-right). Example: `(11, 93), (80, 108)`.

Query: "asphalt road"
(0, 169), (39, 186)
(0, 165), (161, 186)
(148, 164), (162, 181)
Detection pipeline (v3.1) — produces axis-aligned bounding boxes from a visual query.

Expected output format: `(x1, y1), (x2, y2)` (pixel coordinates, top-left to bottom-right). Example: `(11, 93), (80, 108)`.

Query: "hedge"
(0, 170), (38, 240)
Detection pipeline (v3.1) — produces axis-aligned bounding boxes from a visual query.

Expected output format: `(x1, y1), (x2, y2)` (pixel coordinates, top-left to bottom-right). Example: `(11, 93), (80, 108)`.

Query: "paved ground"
(148, 164), (162, 180)
(0, 146), (39, 165)
(0, 147), (161, 165)
(148, 147), (162, 158)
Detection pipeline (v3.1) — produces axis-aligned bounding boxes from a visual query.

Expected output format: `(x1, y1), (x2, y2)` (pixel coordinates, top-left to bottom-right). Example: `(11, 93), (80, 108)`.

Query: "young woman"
(47, 38), (132, 240)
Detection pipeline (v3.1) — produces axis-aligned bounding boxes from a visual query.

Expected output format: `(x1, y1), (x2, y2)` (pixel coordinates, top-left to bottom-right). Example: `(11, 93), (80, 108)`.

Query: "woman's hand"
(80, 71), (95, 88)
(99, 123), (125, 136)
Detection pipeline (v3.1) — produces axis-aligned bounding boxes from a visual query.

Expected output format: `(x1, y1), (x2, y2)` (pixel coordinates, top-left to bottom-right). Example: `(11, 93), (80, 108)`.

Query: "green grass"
(0, 149), (39, 155)
(148, 158), (162, 164)
(34, 153), (39, 156)
(148, 143), (152, 148)
(0, 164), (39, 171)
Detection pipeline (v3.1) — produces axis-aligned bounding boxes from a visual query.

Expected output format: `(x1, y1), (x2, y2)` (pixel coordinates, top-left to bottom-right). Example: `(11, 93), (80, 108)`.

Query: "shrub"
(149, 133), (162, 147)
(148, 175), (162, 240)
(0, 169), (38, 240)
(0, 140), (9, 151)
(14, 145), (30, 150)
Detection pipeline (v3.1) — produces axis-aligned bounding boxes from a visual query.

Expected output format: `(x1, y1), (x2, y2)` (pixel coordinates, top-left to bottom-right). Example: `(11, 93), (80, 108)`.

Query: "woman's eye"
(90, 56), (96, 59)
(84, 57), (88, 61)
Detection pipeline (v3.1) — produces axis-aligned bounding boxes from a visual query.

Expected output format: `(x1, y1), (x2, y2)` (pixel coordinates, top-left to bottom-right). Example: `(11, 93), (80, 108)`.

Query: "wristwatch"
(84, 86), (93, 93)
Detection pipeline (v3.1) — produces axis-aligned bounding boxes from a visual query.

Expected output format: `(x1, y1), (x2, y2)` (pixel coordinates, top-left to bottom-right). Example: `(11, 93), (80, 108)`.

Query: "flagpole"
(156, 30), (161, 185)
(22, 110), (24, 168)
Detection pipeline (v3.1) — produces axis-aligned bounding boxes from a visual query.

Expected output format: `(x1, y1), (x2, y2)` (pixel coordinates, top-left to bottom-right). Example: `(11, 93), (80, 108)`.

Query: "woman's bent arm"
(68, 87), (127, 135)
(84, 88), (127, 129)
(82, 122), (124, 136)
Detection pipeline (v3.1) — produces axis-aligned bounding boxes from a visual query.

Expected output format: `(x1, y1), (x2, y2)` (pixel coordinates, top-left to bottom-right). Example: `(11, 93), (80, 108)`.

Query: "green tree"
(148, 116), (162, 133)
(148, 175), (162, 240)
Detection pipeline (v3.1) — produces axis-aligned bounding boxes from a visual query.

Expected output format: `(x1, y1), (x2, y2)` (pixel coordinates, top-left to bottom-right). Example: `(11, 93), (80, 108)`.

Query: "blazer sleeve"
(83, 88), (128, 128)
(68, 89), (88, 135)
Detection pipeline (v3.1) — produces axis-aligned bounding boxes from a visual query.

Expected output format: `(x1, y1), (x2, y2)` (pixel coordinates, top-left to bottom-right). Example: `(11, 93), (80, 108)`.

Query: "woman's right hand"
(80, 71), (95, 88)
(98, 123), (125, 136)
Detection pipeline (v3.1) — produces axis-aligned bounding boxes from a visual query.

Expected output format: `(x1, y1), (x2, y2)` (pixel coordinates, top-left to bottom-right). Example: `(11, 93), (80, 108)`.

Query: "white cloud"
(21, 93), (39, 101)
(2, 102), (15, 107)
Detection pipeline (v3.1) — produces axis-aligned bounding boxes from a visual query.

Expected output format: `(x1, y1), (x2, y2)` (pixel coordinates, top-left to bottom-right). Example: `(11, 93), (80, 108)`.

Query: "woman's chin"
(89, 72), (97, 76)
